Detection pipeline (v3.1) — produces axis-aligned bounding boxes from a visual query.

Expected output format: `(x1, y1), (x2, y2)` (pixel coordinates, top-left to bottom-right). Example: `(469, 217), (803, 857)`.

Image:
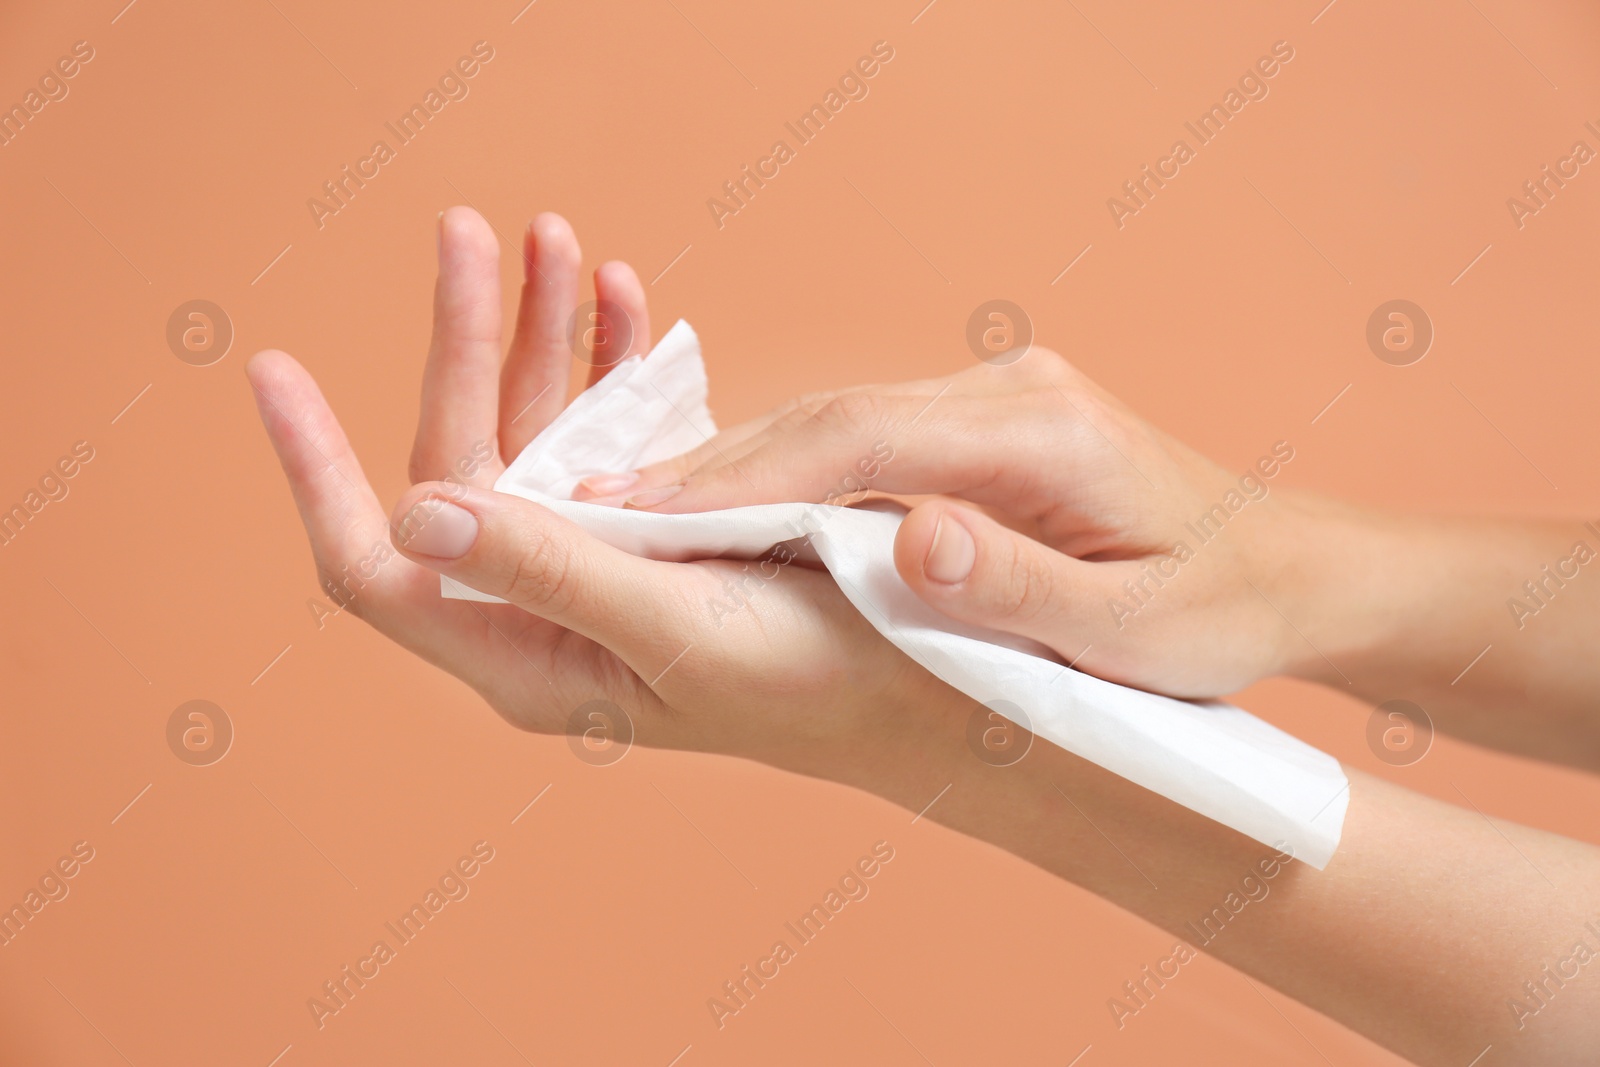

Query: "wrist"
(1252, 491), (1504, 694)
(1244, 489), (1396, 686)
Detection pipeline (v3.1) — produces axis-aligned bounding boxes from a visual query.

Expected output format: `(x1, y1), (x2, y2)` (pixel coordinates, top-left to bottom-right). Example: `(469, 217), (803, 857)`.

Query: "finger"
(571, 403), (798, 502)
(574, 358), (1064, 503)
(248, 349), (609, 725)
(410, 206), (504, 487)
(389, 482), (688, 669)
(892, 500), (1130, 673)
(572, 381), (942, 503)
(624, 393), (1046, 514)
(586, 260), (650, 388)
(500, 212), (581, 460)
(249, 347), (467, 615)
(247, 349), (392, 566)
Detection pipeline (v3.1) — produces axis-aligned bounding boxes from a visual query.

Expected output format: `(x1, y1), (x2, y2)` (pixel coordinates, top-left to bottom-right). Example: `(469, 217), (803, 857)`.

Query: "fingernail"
(400, 498), (479, 559)
(624, 484), (684, 509)
(923, 515), (975, 584)
(574, 471), (639, 499)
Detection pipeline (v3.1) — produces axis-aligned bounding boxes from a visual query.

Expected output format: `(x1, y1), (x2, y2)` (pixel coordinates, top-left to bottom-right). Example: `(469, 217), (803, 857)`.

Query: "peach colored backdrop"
(3, 1), (1599, 1064)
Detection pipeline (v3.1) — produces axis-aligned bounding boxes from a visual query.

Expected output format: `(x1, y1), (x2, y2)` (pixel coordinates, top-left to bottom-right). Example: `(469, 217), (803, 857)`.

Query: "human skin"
(609, 357), (1600, 773)
(248, 207), (1600, 1065)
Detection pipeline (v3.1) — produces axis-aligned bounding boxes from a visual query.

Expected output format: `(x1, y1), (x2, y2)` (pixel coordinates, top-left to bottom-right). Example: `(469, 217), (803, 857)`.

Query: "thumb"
(893, 501), (1126, 664)
(389, 482), (676, 656)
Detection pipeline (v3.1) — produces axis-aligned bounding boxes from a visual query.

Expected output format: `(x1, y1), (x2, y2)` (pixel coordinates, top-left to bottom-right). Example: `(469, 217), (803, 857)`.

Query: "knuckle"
(642, 455), (693, 487)
(682, 439), (731, 477)
(1025, 387), (1069, 421)
(1027, 346), (1077, 383)
(1042, 381), (1111, 438)
(1033, 345), (1071, 372)
(433, 289), (503, 347)
(792, 390), (839, 418)
(814, 391), (890, 436)
(993, 542), (1056, 623)
(505, 531), (578, 613)
(765, 396), (831, 438)
(406, 449), (430, 486)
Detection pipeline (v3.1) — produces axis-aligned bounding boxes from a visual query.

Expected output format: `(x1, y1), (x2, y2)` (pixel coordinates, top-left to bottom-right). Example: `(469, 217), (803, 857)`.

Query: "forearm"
(1265, 492), (1600, 768)
(835, 698), (1600, 1066)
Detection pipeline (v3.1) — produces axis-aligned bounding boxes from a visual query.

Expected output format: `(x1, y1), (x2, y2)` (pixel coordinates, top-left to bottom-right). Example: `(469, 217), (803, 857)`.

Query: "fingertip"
(530, 210), (568, 232)
(893, 501), (951, 587)
(440, 205), (497, 260)
(244, 350), (315, 431)
(592, 261), (649, 374)
(622, 483), (685, 511)
(594, 259), (642, 293)
(572, 471), (640, 501)
(245, 348), (293, 386)
(529, 212), (581, 264)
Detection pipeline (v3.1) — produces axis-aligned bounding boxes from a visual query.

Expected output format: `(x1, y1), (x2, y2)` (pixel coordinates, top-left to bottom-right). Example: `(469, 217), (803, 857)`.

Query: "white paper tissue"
(444, 320), (1350, 868)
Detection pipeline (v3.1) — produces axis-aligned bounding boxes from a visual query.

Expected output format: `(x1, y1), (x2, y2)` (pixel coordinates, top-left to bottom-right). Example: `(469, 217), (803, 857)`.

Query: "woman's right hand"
(605, 344), (1600, 773)
(592, 348), (1325, 700)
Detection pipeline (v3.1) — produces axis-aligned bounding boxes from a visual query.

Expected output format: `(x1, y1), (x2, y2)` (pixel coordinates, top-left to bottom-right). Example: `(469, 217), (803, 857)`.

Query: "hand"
(589, 350), (1318, 699)
(246, 207), (950, 777)
(566, 351), (1600, 1064)
(245, 212), (1600, 1067)
(588, 332), (1600, 777)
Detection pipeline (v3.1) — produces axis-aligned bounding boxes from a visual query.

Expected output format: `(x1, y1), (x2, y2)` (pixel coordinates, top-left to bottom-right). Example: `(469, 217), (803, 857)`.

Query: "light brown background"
(3, 1), (1599, 1063)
